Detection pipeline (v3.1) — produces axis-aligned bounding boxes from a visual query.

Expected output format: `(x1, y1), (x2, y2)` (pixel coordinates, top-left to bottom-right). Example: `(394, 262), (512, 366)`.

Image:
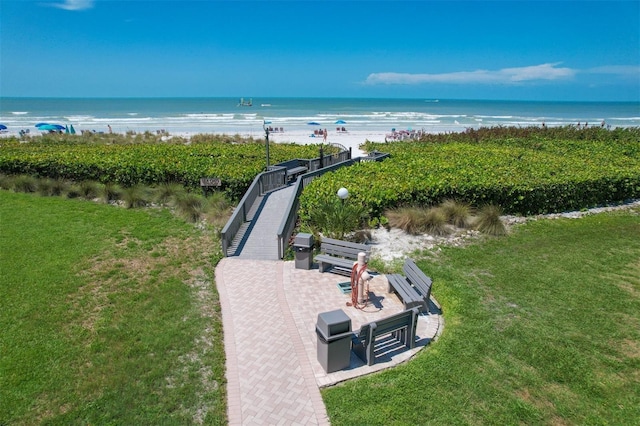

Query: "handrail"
(276, 159), (356, 259)
(221, 167), (286, 256)
(221, 147), (387, 258)
(276, 150), (390, 259)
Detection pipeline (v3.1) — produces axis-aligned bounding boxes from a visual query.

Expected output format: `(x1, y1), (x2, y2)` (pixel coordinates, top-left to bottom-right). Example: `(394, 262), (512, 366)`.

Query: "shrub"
(66, 184), (82, 199)
(440, 199), (473, 228)
(207, 190), (231, 211)
(0, 174), (13, 190)
(475, 204), (507, 236)
(13, 175), (37, 193)
(102, 182), (122, 203)
(385, 207), (426, 235)
(306, 197), (367, 240)
(79, 181), (101, 200)
(154, 183), (185, 205)
(50, 179), (68, 196)
(36, 178), (55, 196)
(175, 192), (206, 223)
(121, 185), (149, 209)
(423, 207), (451, 236)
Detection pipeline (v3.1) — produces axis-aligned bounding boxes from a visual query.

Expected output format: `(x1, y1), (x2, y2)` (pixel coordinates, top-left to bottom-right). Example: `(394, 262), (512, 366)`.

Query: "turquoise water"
(1, 97), (638, 135)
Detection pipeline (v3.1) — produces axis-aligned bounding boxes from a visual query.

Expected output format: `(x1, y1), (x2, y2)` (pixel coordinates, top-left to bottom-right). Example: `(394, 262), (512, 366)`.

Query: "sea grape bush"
(0, 137), (324, 200)
(299, 126), (640, 219)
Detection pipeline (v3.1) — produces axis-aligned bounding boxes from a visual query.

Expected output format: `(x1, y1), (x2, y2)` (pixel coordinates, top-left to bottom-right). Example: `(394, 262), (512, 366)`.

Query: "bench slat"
(315, 238), (371, 274)
(352, 308), (419, 366)
(403, 258), (433, 313)
(387, 274), (425, 312)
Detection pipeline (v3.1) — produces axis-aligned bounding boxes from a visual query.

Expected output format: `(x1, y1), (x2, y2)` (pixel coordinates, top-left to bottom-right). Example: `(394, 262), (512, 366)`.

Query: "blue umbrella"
(35, 122), (49, 127)
(70, 124), (76, 134)
(307, 121), (320, 125)
(0, 124), (7, 130)
(38, 124), (64, 131)
(335, 120), (346, 124)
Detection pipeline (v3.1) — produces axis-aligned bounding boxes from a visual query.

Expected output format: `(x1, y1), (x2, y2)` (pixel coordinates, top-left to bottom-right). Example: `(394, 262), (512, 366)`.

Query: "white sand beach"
(268, 128), (391, 158)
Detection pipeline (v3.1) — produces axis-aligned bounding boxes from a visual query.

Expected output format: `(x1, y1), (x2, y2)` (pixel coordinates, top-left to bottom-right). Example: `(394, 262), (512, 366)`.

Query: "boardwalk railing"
(276, 150), (390, 259)
(221, 167), (287, 256)
(220, 145), (352, 257)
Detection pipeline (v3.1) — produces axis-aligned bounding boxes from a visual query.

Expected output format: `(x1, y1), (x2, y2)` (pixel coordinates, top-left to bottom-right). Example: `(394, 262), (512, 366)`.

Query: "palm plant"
(307, 197), (366, 240)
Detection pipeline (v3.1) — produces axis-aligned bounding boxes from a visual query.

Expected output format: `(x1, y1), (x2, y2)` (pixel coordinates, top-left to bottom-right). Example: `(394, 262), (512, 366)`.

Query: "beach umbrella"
(0, 124), (7, 130)
(307, 121), (320, 126)
(65, 125), (70, 134)
(70, 124), (76, 134)
(35, 122), (49, 127)
(335, 120), (346, 124)
(38, 124), (64, 131)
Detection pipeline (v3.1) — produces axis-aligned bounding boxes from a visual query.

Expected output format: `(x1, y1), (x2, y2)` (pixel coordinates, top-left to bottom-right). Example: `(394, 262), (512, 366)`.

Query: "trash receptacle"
(316, 309), (352, 373)
(294, 233), (314, 270)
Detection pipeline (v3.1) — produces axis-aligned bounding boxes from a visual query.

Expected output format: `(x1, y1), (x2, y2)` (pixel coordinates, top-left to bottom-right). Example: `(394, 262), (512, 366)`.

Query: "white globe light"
(337, 187), (349, 200)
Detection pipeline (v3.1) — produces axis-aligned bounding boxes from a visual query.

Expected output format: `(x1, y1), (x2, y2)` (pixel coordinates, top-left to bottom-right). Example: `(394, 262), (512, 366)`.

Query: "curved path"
(216, 258), (443, 425)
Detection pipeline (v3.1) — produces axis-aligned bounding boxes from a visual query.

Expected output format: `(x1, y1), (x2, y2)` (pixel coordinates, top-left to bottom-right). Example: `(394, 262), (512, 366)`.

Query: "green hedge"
(299, 127), (640, 217)
(0, 136), (325, 200)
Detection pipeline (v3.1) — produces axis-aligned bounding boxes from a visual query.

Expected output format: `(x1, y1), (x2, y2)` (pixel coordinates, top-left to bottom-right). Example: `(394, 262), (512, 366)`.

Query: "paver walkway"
(215, 258), (443, 425)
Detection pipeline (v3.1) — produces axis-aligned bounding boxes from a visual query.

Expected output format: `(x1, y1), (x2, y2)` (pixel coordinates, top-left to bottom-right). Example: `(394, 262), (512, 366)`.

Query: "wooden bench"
(351, 307), (419, 366)
(386, 258), (433, 313)
(314, 237), (370, 275)
(286, 166), (308, 182)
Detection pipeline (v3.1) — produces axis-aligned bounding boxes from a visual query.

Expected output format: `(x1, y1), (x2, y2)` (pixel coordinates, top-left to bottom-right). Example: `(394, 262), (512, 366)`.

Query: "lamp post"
(263, 120), (270, 170)
(335, 187), (349, 240)
(337, 187), (349, 202)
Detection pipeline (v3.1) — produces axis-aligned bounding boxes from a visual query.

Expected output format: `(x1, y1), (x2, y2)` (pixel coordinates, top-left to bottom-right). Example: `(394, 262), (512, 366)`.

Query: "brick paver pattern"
(216, 258), (443, 425)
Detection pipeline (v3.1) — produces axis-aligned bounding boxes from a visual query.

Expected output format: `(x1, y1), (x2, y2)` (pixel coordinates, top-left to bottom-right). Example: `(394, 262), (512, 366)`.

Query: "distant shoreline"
(2, 97), (638, 154)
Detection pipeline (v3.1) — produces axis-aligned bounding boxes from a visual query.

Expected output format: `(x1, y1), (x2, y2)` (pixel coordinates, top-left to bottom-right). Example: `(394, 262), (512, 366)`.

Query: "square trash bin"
(293, 233), (314, 270)
(316, 309), (352, 373)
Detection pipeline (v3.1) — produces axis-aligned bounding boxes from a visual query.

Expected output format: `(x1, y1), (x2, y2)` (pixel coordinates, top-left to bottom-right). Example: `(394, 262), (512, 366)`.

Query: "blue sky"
(1, 0), (639, 101)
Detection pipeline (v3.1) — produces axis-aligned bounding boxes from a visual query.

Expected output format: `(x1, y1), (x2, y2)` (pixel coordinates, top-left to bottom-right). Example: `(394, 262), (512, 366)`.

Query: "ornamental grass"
(474, 204), (507, 236)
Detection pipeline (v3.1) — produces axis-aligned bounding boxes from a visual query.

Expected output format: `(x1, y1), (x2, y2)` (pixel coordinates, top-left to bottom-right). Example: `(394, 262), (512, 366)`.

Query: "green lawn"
(323, 208), (640, 425)
(3, 190), (639, 425)
(0, 191), (226, 425)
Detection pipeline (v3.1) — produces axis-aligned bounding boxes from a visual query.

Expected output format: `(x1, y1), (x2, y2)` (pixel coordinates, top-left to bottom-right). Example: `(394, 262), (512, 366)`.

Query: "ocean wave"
(92, 117), (153, 123)
(11, 111), (28, 115)
(65, 115), (94, 121)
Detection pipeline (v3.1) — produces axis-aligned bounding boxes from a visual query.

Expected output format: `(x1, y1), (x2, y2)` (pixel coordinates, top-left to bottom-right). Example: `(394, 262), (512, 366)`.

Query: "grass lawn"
(3, 189), (639, 425)
(0, 191), (226, 424)
(323, 208), (640, 425)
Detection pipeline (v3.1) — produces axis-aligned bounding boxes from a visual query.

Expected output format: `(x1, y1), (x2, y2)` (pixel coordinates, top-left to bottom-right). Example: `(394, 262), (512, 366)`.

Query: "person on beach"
(108, 124), (112, 134)
(323, 128), (327, 143)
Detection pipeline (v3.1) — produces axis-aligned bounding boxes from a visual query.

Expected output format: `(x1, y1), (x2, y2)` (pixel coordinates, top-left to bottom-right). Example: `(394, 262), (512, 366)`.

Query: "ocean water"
(1, 97), (638, 136)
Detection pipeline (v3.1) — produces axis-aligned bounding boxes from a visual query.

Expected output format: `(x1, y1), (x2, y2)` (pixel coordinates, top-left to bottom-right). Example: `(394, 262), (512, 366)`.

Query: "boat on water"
(237, 98), (253, 107)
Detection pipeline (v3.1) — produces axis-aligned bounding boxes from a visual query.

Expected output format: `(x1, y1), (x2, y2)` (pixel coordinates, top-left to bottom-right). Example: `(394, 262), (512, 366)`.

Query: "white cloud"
(586, 65), (640, 78)
(51, 0), (95, 11)
(365, 63), (576, 85)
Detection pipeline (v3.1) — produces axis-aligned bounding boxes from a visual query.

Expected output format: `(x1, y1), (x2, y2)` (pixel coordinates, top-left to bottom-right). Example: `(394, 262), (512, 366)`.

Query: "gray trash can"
(293, 233), (314, 270)
(316, 309), (352, 373)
